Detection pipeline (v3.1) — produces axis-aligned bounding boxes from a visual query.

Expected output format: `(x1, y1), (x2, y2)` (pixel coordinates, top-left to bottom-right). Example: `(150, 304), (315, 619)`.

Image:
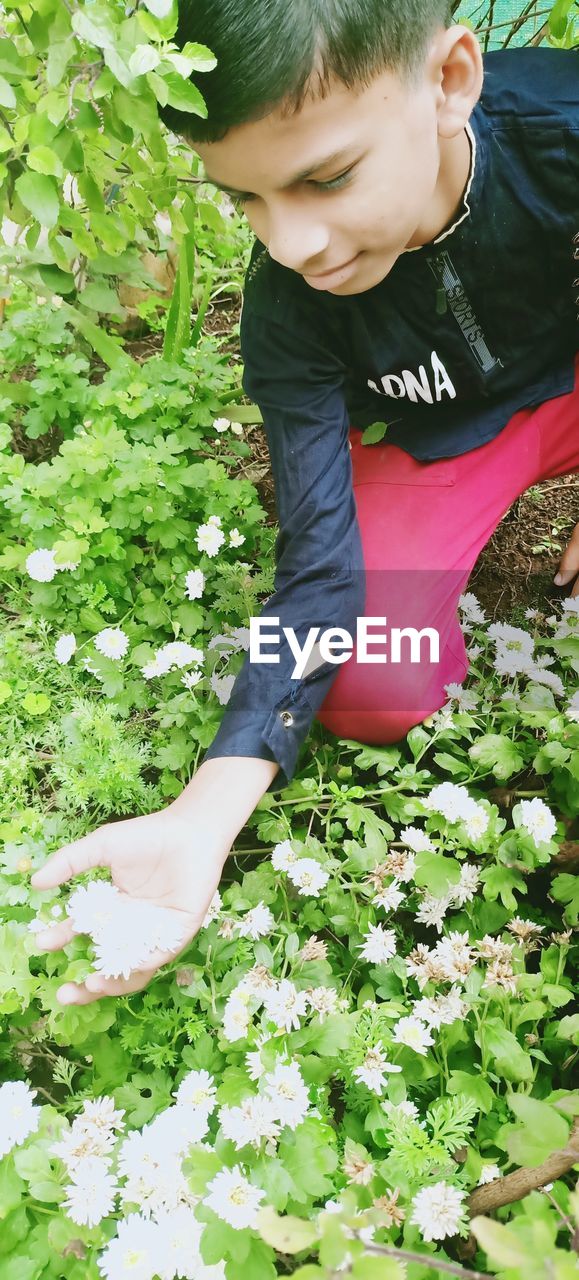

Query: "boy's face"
(195, 29), (480, 296)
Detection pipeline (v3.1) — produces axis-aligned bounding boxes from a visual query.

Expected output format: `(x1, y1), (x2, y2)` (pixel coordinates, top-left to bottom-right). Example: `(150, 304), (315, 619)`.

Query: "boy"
(31, 3), (579, 1004)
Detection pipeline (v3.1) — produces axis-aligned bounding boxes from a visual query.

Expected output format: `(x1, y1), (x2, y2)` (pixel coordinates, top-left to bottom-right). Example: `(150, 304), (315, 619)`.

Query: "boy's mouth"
(303, 253), (361, 288)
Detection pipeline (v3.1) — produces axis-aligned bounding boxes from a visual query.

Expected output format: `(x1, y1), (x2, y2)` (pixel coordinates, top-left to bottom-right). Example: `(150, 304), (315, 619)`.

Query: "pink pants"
(316, 354), (579, 744)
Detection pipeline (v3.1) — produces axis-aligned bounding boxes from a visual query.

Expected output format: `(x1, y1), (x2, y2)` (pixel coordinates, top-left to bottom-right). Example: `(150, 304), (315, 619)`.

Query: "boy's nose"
(267, 210), (331, 274)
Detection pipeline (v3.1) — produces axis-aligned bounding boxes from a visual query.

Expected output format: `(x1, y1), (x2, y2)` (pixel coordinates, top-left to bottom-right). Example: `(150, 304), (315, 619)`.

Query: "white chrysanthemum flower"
(424, 782), (474, 823)
(493, 648), (530, 677)
(97, 1212), (162, 1280)
(263, 1060), (310, 1130)
(195, 522), (226, 557)
(519, 797), (557, 847)
(383, 1099), (421, 1123)
(461, 802), (489, 841)
(55, 633), (77, 664)
(411, 1181), (466, 1242)
(413, 988), (466, 1029)
(153, 1206), (208, 1280)
(174, 1070), (217, 1115)
(304, 986), (339, 1022)
(246, 1050), (265, 1082)
(392, 1015), (434, 1056)
(94, 627), (129, 661)
(415, 893), (452, 933)
(26, 548), (58, 581)
(201, 890), (222, 928)
(68, 881), (121, 935)
(467, 643), (483, 659)
(0, 1081), (41, 1157)
(263, 980), (308, 1033)
(444, 683), (478, 712)
(204, 1166), (265, 1230)
(373, 882), (405, 912)
(458, 593), (487, 624)
(182, 669), (203, 690)
(210, 673), (235, 705)
(400, 827), (434, 855)
(185, 568), (205, 600)
(235, 902), (275, 940)
(488, 622), (534, 654)
(78, 1095), (125, 1133)
(156, 642), (204, 672)
(353, 1045), (401, 1095)
(68, 881), (187, 979)
(358, 924), (397, 965)
(271, 840), (298, 871)
(451, 863), (480, 906)
(526, 667), (565, 697)
(223, 991), (252, 1043)
(562, 596), (579, 616)
(213, 417), (230, 432)
(219, 1094), (281, 1150)
(478, 1163), (502, 1185)
(286, 858), (330, 897)
(63, 1156), (118, 1227)
(229, 528), (246, 548)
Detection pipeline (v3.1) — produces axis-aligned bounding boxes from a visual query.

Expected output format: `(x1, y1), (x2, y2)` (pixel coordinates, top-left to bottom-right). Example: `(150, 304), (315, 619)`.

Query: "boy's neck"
(406, 126), (473, 251)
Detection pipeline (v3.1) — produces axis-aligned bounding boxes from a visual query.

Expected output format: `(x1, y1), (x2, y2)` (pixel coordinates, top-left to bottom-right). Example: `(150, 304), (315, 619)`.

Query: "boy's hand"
(555, 521), (579, 597)
(29, 807), (231, 1005)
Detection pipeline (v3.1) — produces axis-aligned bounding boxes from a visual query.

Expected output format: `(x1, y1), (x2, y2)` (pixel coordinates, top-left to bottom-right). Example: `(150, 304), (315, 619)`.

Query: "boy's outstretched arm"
(30, 754), (279, 1005)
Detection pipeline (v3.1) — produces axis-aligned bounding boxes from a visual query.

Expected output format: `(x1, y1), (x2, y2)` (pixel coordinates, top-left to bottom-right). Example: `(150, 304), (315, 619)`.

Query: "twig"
(502, 0), (542, 48)
(353, 1238), (494, 1280)
(468, 1117), (579, 1216)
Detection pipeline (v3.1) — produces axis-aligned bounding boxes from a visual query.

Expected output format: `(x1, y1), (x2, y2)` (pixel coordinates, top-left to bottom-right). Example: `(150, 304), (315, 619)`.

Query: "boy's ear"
(429, 25), (484, 139)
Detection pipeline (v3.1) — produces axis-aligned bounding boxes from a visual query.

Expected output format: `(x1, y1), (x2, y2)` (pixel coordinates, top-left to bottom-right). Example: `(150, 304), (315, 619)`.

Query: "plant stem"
(353, 1237), (494, 1280)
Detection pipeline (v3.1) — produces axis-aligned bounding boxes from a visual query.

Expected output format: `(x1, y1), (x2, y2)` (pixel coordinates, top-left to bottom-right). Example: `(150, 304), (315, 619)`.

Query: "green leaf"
(448, 1070), (495, 1114)
(60, 301), (135, 372)
(0, 75), (16, 108)
(71, 7), (116, 50)
(128, 44), (160, 76)
(351, 1260), (405, 1280)
(469, 734), (524, 781)
(471, 1217), (534, 1268)
(14, 172), (60, 229)
(26, 146), (64, 178)
(37, 264), (76, 294)
(478, 1020), (533, 1083)
(143, 0), (174, 15)
(557, 1013), (579, 1044)
(80, 281), (125, 316)
(551, 873), (579, 925)
(0, 1160), (25, 1219)
(414, 851), (461, 897)
(361, 421), (388, 445)
(163, 231), (195, 363)
(158, 68), (208, 116)
(256, 1207), (318, 1255)
(507, 1094), (570, 1157)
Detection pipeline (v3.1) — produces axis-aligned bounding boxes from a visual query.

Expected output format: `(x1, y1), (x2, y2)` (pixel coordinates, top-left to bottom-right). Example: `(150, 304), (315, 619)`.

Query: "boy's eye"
(227, 167), (355, 208)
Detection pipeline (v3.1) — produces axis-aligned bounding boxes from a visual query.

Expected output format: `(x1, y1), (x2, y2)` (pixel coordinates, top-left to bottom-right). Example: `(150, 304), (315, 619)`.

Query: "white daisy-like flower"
(488, 622), (534, 654)
(229, 528), (246, 548)
(94, 627), (129, 661)
(358, 924), (397, 964)
(271, 840), (298, 871)
(415, 893), (452, 933)
(219, 1095), (280, 1150)
(458, 593), (487, 624)
(182, 669), (203, 690)
(201, 890), (222, 928)
(174, 1069), (217, 1115)
(207, 515), (222, 527)
(210, 673), (236, 705)
(222, 990), (252, 1042)
(451, 863), (480, 907)
(462, 802), (489, 842)
(158, 642), (204, 671)
(55, 633), (77, 664)
(392, 1015), (434, 1056)
(477, 1163), (502, 1185)
(383, 1099), (421, 1123)
(526, 668), (565, 697)
(263, 1060), (310, 1131)
(411, 1181), (465, 1242)
(185, 568), (205, 600)
(373, 882), (405, 913)
(26, 548), (58, 582)
(63, 1156), (118, 1227)
(400, 827), (434, 855)
(353, 1045), (401, 1095)
(304, 986), (339, 1022)
(213, 417), (230, 432)
(77, 1095), (125, 1135)
(424, 782), (474, 824)
(467, 643), (483, 660)
(195, 522), (226, 557)
(518, 797), (557, 847)
(444, 683), (478, 713)
(153, 1206), (209, 1280)
(0, 1081), (41, 1158)
(262, 980), (308, 1033)
(413, 988), (466, 1029)
(97, 1212), (162, 1280)
(235, 902), (275, 940)
(493, 648), (530, 678)
(286, 858), (330, 897)
(204, 1165), (265, 1231)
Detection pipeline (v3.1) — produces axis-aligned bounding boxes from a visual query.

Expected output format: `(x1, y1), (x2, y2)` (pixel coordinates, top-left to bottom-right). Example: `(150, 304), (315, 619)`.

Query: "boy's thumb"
(30, 830), (109, 889)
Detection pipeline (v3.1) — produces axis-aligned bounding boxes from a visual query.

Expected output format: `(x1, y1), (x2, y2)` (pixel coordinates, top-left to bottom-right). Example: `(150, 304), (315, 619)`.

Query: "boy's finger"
(33, 918), (76, 952)
(56, 971), (151, 1005)
(30, 830), (111, 890)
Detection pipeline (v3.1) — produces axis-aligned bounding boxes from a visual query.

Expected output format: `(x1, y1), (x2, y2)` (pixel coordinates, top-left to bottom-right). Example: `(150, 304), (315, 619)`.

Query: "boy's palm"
(30, 808), (230, 1005)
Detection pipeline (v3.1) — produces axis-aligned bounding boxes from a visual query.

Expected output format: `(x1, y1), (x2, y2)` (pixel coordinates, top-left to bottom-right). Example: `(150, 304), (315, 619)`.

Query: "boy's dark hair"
(160, 0), (454, 142)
